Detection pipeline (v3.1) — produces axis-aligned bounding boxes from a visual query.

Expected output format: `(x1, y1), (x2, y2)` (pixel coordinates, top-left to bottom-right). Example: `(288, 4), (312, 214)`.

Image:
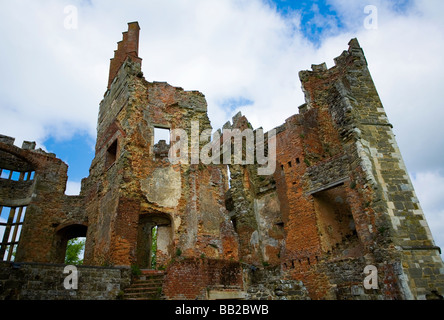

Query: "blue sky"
(43, 133), (95, 183)
(36, 0), (423, 185)
(1, 0), (443, 258)
(42, 0), (351, 184)
(42, 0), (346, 185)
(272, 0), (345, 43)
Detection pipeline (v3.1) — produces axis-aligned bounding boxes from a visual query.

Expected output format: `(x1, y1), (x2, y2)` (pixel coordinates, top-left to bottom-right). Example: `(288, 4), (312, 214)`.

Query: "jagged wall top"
(299, 38), (366, 80)
(108, 22), (142, 90)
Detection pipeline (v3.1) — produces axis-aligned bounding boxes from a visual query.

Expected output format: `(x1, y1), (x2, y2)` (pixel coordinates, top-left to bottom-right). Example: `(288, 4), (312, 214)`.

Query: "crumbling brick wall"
(225, 39), (444, 299)
(0, 135), (86, 264)
(81, 22), (239, 268)
(1, 23), (443, 301)
(162, 257), (243, 300)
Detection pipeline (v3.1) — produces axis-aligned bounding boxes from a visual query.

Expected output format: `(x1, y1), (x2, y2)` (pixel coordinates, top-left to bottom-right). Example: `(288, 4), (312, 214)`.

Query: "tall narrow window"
(150, 226), (158, 269)
(105, 140), (118, 169)
(0, 206), (27, 262)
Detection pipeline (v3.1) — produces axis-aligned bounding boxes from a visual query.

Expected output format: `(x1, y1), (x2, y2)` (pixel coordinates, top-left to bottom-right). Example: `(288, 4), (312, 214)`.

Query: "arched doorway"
(54, 223), (87, 264)
(137, 213), (172, 269)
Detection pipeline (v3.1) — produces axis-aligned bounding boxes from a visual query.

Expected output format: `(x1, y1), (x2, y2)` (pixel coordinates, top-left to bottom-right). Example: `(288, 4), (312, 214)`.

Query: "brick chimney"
(107, 22), (142, 89)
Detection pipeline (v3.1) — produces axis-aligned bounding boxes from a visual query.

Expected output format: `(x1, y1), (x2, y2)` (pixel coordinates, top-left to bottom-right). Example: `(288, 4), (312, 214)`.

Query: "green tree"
(65, 237), (85, 265)
(151, 226), (157, 269)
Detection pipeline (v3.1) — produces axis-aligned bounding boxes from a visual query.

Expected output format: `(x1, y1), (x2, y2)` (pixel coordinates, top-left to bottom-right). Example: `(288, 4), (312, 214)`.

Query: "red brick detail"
(108, 22), (142, 89)
(162, 258), (243, 300)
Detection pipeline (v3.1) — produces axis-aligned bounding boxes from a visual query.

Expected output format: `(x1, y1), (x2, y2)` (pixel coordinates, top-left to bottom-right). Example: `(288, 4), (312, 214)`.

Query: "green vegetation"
(151, 226), (158, 269)
(131, 264), (142, 276)
(65, 238), (85, 265)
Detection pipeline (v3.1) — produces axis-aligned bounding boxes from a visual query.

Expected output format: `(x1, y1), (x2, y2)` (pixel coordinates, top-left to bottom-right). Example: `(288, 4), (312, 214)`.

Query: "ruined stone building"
(1, 22), (443, 300)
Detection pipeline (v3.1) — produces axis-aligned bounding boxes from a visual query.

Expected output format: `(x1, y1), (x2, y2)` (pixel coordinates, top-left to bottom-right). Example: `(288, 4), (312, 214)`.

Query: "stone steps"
(123, 270), (165, 300)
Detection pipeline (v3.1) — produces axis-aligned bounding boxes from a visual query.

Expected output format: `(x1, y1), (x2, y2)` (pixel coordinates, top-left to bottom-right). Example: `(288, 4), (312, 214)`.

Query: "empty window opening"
(65, 237), (86, 265)
(153, 127), (170, 159)
(154, 127), (170, 145)
(137, 214), (172, 269)
(296, 158), (300, 164)
(288, 161), (292, 168)
(105, 139), (118, 168)
(0, 170), (11, 179)
(0, 169), (35, 181)
(231, 216), (238, 231)
(280, 164), (284, 171)
(150, 226), (158, 269)
(313, 185), (360, 257)
(10, 171), (20, 181)
(55, 224), (87, 264)
(227, 166), (231, 187)
(0, 206), (27, 262)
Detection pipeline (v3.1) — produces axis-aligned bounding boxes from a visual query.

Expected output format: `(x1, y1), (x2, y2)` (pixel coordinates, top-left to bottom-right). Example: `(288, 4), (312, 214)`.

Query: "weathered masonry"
(1, 22), (443, 300)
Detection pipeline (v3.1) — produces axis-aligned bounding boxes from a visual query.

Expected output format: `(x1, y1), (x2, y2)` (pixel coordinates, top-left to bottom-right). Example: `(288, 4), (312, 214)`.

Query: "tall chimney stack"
(107, 22), (142, 89)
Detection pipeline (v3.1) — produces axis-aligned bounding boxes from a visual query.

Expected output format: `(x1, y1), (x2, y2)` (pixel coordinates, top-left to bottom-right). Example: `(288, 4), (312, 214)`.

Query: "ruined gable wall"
(83, 53), (238, 267)
(0, 137), (86, 264)
(326, 39), (444, 299)
(227, 38), (443, 300)
(279, 38), (444, 299)
(224, 114), (284, 267)
(271, 39), (408, 299)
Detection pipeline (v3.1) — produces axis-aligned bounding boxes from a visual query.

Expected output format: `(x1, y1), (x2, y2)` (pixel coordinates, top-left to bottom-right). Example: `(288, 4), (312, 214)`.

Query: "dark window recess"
(288, 161), (292, 167)
(231, 217), (237, 231)
(296, 158), (300, 164)
(105, 140), (118, 168)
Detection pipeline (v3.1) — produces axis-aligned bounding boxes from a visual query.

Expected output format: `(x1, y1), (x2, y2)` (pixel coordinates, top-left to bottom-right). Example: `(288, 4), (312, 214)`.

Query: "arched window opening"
(65, 237), (86, 265)
(54, 224), (87, 265)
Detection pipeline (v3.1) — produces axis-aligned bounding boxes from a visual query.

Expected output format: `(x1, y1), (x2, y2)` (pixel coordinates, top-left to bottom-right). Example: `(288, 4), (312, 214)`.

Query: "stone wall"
(244, 266), (310, 300)
(80, 22), (238, 267)
(0, 262), (131, 300)
(223, 38), (444, 300)
(0, 134), (88, 264)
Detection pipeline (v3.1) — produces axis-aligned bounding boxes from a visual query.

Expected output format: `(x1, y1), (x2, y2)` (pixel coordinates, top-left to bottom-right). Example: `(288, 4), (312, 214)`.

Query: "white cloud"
(316, 0), (444, 254)
(65, 180), (82, 196)
(411, 171), (444, 259)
